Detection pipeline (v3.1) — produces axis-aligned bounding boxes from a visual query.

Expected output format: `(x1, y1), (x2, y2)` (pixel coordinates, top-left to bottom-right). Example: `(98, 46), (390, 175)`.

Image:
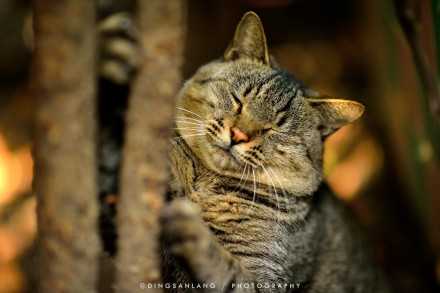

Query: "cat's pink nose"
(230, 127), (249, 144)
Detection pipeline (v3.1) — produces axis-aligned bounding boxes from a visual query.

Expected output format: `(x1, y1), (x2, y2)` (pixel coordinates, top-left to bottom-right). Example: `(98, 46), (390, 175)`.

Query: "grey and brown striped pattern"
(161, 12), (388, 293)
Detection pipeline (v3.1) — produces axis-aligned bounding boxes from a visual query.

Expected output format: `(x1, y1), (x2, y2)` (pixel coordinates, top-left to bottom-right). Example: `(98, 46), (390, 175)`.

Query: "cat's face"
(175, 12), (363, 196)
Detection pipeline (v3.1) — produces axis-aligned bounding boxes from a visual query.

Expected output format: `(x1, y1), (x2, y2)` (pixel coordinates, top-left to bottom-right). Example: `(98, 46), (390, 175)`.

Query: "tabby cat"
(161, 12), (389, 293)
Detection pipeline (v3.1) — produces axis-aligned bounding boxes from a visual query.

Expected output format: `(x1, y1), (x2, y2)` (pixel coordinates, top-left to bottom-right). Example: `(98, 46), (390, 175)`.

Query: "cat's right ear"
(224, 12), (270, 65)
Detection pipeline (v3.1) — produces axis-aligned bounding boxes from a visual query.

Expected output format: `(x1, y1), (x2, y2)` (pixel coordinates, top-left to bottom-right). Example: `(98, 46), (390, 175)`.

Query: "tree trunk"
(115, 1), (187, 292)
(32, 1), (99, 292)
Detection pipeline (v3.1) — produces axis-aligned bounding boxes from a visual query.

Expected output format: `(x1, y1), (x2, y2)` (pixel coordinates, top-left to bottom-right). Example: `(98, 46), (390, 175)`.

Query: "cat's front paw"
(161, 199), (211, 259)
(98, 12), (141, 84)
(161, 199), (249, 290)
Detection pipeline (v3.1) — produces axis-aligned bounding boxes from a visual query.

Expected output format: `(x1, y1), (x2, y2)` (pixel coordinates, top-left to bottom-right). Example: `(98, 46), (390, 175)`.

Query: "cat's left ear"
(224, 11), (270, 65)
(308, 97), (365, 137)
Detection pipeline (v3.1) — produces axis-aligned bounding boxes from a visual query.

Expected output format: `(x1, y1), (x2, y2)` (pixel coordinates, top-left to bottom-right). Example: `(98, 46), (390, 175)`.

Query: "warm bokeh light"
(0, 263), (24, 293)
(0, 133), (35, 293)
(0, 197), (36, 264)
(0, 134), (33, 207)
(324, 123), (384, 200)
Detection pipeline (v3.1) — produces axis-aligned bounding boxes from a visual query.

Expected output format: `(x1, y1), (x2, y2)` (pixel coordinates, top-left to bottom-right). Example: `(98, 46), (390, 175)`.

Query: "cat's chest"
(188, 189), (292, 260)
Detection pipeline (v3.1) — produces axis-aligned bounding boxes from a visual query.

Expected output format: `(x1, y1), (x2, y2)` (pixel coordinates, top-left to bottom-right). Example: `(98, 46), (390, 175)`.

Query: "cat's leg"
(98, 12), (140, 84)
(161, 199), (257, 293)
(97, 12), (141, 255)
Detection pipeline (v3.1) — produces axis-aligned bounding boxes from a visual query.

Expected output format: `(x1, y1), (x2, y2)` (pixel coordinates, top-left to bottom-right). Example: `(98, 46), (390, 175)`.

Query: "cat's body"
(164, 136), (386, 293)
(160, 12), (389, 293)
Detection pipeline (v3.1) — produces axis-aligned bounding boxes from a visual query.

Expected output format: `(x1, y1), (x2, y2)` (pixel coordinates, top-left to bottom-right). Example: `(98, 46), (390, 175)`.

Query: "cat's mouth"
(210, 144), (242, 170)
(213, 144), (237, 160)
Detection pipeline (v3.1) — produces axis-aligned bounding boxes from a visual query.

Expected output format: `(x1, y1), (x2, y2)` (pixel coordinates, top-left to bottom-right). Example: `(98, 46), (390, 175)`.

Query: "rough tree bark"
(32, 1), (99, 292)
(115, 1), (187, 292)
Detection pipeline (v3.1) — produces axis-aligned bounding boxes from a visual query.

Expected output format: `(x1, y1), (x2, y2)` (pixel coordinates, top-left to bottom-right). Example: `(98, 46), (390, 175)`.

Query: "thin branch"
(395, 0), (440, 119)
(115, 1), (187, 292)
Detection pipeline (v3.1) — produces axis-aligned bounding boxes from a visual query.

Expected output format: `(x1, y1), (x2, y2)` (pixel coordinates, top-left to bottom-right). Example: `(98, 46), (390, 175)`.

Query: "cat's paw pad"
(98, 12), (141, 84)
(161, 199), (210, 256)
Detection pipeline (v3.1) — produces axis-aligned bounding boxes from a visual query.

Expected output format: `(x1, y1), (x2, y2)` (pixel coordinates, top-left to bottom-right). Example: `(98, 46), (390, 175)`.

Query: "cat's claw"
(98, 12), (141, 84)
(161, 199), (211, 258)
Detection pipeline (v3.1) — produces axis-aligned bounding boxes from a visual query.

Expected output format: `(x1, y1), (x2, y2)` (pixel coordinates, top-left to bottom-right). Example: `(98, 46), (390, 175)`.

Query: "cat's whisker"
(178, 132), (206, 137)
(174, 131), (205, 137)
(176, 114), (202, 120)
(257, 170), (281, 221)
(243, 163), (251, 188)
(268, 165), (289, 199)
(176, 116), (204, 123)
(172, 133), (207, 141)
(174, 123), (203, 128)
(173, 125), (205, 132)
(236, 163), (248, 191)
(266, 167), (286, 222)
(261, 165), (281, 212)
(235, 165), (249, 203)
(175, 120), (204, 127)
(173, 127), (204, 132)
(267, 168), (288, 208)
(266, 167), (291, 223)
(176, 107), (203, 119)
(254, 168), (280, 219)
(252, 168), (257, 204)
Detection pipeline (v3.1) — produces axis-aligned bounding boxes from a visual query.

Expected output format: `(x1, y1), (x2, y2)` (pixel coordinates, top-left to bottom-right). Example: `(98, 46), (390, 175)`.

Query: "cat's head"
(175, 12), (364, 196)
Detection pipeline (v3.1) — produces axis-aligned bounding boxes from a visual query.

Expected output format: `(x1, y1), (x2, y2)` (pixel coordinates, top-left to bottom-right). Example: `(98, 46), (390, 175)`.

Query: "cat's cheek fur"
(270, 164), (322, 197)
(209, 147), (239, 171)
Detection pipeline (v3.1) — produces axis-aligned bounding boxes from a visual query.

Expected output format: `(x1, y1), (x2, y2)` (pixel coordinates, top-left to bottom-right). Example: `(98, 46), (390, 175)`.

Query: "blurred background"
(0, 0), (440, 292)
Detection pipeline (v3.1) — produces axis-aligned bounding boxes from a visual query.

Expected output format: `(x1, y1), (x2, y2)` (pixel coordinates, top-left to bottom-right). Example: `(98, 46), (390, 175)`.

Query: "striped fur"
(161, 12), (388, 293)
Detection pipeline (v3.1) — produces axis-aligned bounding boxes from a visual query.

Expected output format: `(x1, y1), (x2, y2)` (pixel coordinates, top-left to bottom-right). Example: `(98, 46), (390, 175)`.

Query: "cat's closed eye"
(230, 92), (242, 114)
(274, 112), (288, 128)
